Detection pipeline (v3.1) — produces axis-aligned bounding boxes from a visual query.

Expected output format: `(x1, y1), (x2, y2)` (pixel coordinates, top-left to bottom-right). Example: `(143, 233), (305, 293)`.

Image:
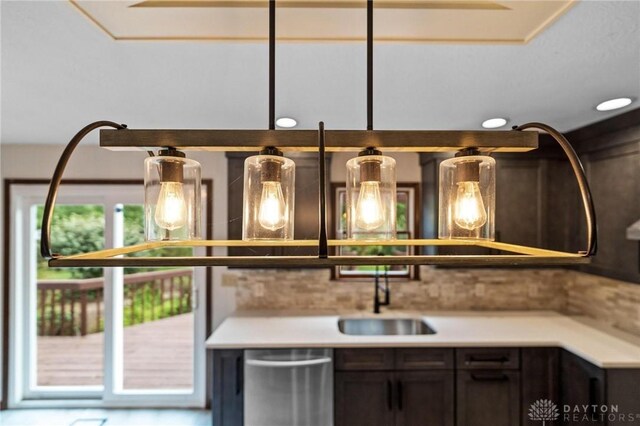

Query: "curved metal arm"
(515, 122), (597, 256)
(40, 121), (127, 259)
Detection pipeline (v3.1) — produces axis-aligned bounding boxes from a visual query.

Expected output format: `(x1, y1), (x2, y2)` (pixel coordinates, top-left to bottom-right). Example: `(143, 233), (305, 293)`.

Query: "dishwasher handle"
(246, 357), (332, 368)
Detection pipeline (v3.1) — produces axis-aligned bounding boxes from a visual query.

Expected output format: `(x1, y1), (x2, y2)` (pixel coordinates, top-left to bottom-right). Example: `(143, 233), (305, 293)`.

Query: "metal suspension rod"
(515, 122), (597, 256)
(367, 0), (373, 130)
(40, 121), (127, 259)
(269, 0), (276, 130)
(318, 121), (328, 258)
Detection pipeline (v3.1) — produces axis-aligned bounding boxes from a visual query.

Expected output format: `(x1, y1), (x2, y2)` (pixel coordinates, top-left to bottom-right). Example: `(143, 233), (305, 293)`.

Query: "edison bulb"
(155, 181), (187, 230)
(355, 181), (385, 230)
(453, 181), (487, 230)
(258, 181), (287, 231)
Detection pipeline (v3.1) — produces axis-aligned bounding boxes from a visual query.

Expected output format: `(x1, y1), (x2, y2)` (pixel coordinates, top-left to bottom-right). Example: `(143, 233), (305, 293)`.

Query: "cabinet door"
(522, 348), (560, 426)
(335, 371), (394, 426)
(396, 371), (454, 426)
(456, 370), (520, 426)
(560, 350), (605, 426)
(212, 350), (243, 426)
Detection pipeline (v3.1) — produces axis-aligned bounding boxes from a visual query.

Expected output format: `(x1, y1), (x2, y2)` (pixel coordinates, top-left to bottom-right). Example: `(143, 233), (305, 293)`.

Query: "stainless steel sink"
(338, 318), (436, 336)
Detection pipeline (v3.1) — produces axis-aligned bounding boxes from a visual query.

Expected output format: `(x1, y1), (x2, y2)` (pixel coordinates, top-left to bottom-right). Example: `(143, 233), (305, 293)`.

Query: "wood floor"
(0, 409), (210, 426)
(38, 314), (193, 389)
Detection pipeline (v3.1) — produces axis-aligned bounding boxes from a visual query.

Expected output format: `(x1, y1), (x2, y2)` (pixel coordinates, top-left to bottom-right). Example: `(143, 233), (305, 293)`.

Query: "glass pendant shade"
(243, 149), (295, 240)
(346, 149), (396, 240)
(144, 150), (201, 241)
(439, 152), (495, 240)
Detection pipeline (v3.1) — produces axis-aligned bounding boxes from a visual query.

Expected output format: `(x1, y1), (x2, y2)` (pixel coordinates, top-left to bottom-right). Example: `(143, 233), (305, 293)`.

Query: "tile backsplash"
(226, 267), (640, 337)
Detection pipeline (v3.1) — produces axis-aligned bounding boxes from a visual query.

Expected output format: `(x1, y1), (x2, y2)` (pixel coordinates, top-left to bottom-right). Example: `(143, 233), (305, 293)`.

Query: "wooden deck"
(38, 313), (193, 389)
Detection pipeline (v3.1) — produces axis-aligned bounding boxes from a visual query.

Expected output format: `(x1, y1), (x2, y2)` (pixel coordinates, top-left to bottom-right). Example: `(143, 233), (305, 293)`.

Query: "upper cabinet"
(420, 108), (640, 283)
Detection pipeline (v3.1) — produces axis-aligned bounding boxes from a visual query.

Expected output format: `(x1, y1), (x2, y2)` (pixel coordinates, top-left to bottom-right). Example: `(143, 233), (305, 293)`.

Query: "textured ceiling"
(1, 0), (639, 146)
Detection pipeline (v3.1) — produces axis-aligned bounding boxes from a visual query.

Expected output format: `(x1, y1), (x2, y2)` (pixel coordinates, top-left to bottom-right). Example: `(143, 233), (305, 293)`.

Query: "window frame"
(330, 182), (421, 281)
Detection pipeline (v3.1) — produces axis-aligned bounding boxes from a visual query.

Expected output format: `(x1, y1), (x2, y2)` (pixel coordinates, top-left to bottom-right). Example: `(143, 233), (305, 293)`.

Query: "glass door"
(9, 183), (206, 408)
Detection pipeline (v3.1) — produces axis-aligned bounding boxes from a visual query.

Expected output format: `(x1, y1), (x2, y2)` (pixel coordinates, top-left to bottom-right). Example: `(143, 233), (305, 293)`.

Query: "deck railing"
(37, 269), (193, 336)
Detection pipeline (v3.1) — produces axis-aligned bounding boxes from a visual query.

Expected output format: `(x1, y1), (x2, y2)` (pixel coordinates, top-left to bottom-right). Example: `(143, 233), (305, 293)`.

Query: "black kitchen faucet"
(373, 262), (390, 314)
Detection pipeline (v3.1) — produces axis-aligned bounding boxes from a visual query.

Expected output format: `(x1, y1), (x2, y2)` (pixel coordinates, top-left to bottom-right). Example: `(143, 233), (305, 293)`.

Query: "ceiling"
(72, 0), (574, 43)
(1, 0), (639, 146)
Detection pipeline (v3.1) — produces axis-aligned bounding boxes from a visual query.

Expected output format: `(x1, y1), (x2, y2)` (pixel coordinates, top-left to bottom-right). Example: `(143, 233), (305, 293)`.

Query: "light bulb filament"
(258, 181), (287, 231)
(155, 181), (187, 230)
(355, 181), (385, 230)
(453, 181), (487, 231)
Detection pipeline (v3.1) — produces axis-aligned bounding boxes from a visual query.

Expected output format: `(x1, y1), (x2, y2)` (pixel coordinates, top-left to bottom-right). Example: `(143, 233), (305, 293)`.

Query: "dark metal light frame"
(39, 0), (597, 269)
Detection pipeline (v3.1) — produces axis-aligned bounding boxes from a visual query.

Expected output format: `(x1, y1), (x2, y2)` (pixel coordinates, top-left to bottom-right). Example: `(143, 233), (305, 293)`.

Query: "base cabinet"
(335, 349), (454, 426)
(456, 370), (520, 426)
(212, 346), (639, 426)
(335, 371), (394, 426)
(396, 371), (454, 426)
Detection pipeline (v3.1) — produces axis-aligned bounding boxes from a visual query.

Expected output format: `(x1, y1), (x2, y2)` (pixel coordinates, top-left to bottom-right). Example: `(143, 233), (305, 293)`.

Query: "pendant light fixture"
(39, 2), (598, 269)
(345, 0), (397, 241)
(241, 0), (295, 241)
(144, 148), (202, 241)
(438, 148), (495, 240)
(243, 147), (295, 240)
(346, 148), (396, 239)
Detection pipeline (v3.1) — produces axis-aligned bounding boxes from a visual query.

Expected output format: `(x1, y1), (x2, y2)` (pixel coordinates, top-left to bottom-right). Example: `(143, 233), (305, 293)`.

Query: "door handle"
(397, 380), (403, 411)
(466, 355), (508, 365)
(387, 380), (393, 411)
(471, 373), (508, 381)
(236, 356), (243, 395)
(245, 357), (331, 368)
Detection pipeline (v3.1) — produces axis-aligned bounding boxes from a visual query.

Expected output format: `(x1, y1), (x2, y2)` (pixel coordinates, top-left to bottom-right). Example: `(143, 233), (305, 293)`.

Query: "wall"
(225, 267), (640, 337)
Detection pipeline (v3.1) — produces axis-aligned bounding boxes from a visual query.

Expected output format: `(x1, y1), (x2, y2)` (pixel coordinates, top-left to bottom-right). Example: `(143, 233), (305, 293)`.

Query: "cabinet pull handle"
(397, 380), (403, 411)
(471, 373), (508, 381)
(387, 380), (393, 411)
(236, 356), (243, 395)
(466, 355), (508, 365)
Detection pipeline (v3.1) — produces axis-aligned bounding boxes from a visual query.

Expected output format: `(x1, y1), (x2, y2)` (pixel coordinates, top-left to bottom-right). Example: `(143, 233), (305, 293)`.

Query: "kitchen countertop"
(206, 310), (640, 368)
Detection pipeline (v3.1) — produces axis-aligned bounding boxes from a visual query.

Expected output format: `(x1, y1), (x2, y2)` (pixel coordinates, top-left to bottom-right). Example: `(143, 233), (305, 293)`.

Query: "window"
(332, 183), (420, 280)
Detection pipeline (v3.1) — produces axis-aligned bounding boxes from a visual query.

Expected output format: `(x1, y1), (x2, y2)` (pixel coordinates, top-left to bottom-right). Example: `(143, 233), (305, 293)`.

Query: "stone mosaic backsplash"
(225, 267), (640, 337)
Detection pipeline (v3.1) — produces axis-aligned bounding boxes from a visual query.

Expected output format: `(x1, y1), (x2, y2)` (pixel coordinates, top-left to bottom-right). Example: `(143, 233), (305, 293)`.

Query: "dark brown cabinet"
(212, 346), (639, 426)
(212, 350), (243, 426)
(522, 348), (560, 426)
(396, 371), (454, 426)
(335, 348), (455, 426)
(335, 371), (394, 426)
(456, 370), (520, 426)
(456, 348), (521, 426)
(560, 350), (606, 426)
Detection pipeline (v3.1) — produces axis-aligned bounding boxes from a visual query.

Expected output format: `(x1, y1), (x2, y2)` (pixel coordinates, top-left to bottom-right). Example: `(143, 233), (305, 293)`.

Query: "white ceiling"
(1, 0), (639, 146)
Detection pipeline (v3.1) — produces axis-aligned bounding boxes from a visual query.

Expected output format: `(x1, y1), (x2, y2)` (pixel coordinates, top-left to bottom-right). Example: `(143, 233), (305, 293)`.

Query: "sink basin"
(338, 318), (436, 336)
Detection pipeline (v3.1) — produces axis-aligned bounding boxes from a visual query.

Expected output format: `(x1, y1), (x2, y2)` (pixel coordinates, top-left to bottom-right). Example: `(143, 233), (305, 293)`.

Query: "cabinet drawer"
(335, 349), (394, 371)
(457, 348), (519, 370)
(395, 348), (454, 370)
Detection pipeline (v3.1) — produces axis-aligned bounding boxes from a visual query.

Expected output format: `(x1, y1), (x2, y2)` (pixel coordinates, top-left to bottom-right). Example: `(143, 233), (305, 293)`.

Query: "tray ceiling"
(70, 0), (575, 43)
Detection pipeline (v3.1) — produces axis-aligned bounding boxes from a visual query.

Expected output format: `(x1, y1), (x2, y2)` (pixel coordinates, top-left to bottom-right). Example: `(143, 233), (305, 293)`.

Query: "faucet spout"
(373, 264), (390, 314)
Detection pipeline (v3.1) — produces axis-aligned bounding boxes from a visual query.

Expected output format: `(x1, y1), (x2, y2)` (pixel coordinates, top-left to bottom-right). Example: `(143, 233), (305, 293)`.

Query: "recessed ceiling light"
(276, 117), (297, 128)
(481, 118), (508, 129)
(596, 97), (633, 112)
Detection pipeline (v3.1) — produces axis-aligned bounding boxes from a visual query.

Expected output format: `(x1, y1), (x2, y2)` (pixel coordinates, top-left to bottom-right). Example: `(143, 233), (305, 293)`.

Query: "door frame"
(1, 179), (213, 409)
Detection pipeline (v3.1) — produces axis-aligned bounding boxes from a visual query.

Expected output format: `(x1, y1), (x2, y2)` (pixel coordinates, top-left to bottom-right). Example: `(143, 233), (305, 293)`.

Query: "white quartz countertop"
(206, 311), (640, 368)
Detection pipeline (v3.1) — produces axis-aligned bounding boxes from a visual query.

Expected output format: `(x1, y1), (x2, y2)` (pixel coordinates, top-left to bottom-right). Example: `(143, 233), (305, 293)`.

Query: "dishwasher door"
(244, 348), (333, 426)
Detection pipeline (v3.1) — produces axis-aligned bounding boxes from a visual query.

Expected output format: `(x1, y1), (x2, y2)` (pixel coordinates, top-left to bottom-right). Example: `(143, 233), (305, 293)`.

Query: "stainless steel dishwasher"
(244, 348), (333, 426)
